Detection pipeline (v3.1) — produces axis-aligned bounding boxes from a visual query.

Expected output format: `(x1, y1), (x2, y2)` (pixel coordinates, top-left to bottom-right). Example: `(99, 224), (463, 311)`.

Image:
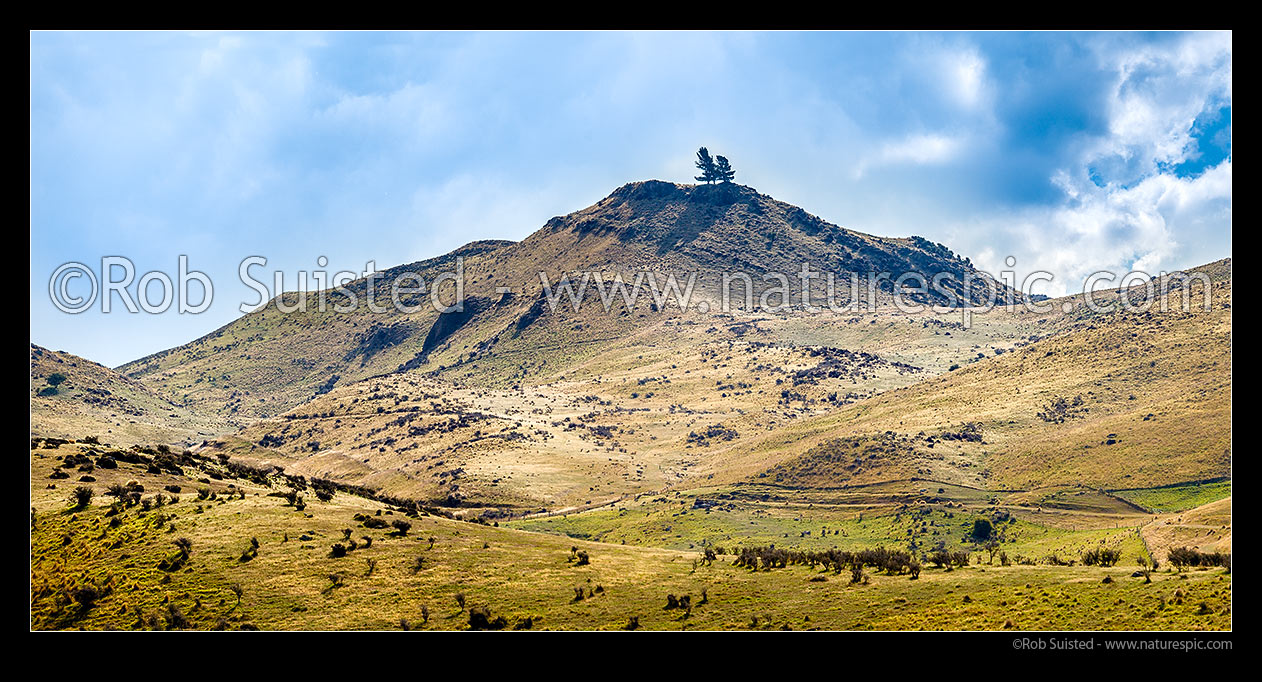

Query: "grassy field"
(29, 248), (1231, 630)
(1114, 480), (1232, 513)
(31, 441), (1229, 631)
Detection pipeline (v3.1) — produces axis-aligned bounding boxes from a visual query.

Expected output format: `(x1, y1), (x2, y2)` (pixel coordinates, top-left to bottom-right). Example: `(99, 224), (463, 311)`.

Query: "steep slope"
(119, 181), (1016, 419)
(116, 240), (515, 419)
(30, 344), (231, 447)
(705, 261), (1231, 495)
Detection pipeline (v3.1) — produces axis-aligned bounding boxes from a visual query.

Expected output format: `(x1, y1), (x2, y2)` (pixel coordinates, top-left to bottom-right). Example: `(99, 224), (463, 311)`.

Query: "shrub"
(165, 603), (190, 629)
(71, 585), (102, 610)
(1081, 547), (1123, 567)
(468, 605), (507, 630)
(929, 549), (952, 568)
(71, 486), (93, 509)
(1167, 547), (1231, 572)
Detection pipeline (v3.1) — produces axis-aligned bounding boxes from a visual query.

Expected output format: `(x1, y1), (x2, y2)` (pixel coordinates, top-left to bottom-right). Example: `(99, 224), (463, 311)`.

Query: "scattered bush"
(1081, 547), (1123, 567)
(71, 486), (93, 509)
(467, 605), (507, 630)
(1167, 547), (1230, 572)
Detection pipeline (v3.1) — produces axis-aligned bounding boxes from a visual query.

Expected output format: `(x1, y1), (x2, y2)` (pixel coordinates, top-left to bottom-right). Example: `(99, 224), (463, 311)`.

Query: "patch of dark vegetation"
(1080, 547), (1123, 567)
(939, 422), (983, 443)
(314, 374), (340, 396)
(686, 424), (739, 447)
(346, 321), (416, 365)
(1167, 547), (1231, 572)
(467, 605), (508, 630)
(788, 347), (919, 388)
(734, 545), (929, 578)
(1037, 395), (1087, 423)
(567, 546), (590, 566)
(928, 550), (972, 569)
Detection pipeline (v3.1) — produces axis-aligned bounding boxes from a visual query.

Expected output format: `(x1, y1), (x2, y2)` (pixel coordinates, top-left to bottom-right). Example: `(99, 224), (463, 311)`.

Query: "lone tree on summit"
(695, 147), (718, 184)
(695, 147), (736, 184)
(715, 155), (735, 183)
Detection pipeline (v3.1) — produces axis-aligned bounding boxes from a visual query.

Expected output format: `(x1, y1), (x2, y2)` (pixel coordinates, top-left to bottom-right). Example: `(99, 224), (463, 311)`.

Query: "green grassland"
(30, 220), (1231, 632)
(30, 442), (1229, 631)
(504, 490), (1148, 563)
(1113, 480), (1232, 513)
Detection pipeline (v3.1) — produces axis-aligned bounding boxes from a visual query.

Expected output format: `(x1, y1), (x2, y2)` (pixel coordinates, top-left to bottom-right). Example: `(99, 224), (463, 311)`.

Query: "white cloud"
(853, 133), (968, 179)
(946, 47), (988, 111)
(959, 159), (1231, 296)
(941, 32), (1232, 296)
(1087, 31), (1231, 183)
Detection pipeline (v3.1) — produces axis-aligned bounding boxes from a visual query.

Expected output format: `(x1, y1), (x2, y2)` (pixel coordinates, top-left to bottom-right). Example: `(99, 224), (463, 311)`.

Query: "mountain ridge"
(116, 179), (1018, 419)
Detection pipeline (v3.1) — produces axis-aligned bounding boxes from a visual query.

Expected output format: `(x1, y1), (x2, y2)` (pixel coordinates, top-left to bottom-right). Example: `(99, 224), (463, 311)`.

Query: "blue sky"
(31, 31), (1231, 367)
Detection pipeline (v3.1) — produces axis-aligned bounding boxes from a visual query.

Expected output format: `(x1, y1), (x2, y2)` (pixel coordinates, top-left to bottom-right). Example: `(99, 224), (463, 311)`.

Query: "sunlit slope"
(30, 440), (1230, 631)
(30, 344), (231, 447)
(1141, 497), (1232, 563)
(701, 264), (1230, 492)
(118, 181), (1014, 420)
(115, 240), (513, 419)
(215, 298), (1050, 511)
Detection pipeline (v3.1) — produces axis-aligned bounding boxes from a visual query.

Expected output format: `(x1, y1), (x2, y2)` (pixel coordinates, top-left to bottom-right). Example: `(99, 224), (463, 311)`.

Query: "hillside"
(34, 185), (1230, 632)
(31, 438), (1230, 630)
(30, 344), (232, 448)
(118, 182), (1016, 421)
(689, 261), (1231, 496)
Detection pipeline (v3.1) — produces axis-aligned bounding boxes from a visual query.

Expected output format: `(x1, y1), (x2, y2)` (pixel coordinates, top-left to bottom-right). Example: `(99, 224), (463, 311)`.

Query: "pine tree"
(715, 155), (735, 183)
(694, 147), (718, 184)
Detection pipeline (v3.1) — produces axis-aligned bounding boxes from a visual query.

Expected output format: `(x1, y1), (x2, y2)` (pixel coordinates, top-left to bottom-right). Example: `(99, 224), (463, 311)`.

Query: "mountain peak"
(604, 179), (755, 206)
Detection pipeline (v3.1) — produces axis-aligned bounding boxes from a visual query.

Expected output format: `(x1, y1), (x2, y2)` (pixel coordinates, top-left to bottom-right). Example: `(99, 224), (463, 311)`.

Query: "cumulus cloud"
(947, 31), (1232, 295)
(30, 31), (1231, 365)
(964, 159), (1231, 296)
(1086, 31), (1232, 184)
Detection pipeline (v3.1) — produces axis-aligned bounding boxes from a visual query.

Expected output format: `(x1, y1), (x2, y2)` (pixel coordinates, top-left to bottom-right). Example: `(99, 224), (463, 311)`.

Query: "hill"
(30, 344), (232, 448)
(30, 438), (1230, 630)
(33, 183), (1230, 631)
(117, 182), (1016, 421)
